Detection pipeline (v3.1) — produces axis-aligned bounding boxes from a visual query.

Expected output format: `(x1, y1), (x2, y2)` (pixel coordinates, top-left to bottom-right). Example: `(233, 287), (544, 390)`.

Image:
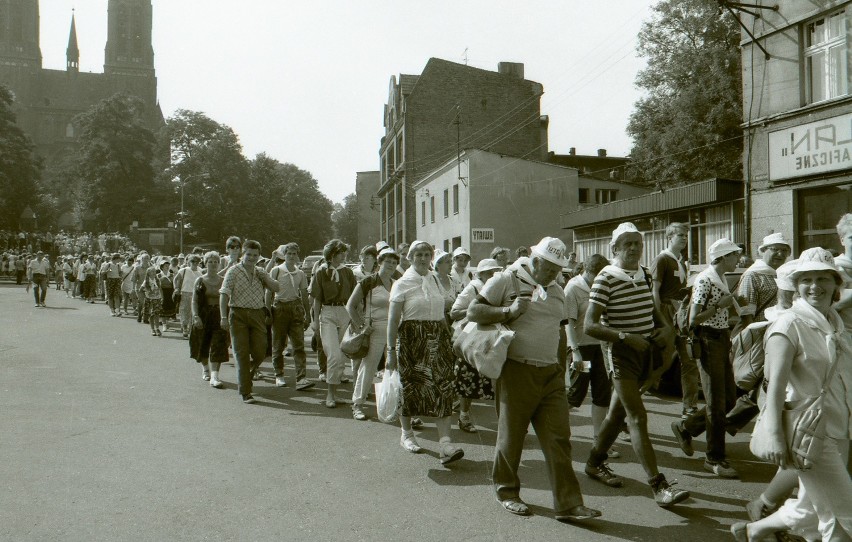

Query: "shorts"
(603, 340), (658, 382)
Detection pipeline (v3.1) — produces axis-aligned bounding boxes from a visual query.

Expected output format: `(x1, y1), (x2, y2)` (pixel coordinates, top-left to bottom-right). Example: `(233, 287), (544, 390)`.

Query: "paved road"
(0, 282), (773, 541)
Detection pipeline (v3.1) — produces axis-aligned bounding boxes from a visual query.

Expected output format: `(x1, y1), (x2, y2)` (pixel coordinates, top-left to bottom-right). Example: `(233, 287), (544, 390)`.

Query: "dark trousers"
(32, 274), (48, 304)
(229, 308), (267, 397)
(494, 359), (584, 513)
(271, 300), (307, 380)
(681, 329), (737, 462)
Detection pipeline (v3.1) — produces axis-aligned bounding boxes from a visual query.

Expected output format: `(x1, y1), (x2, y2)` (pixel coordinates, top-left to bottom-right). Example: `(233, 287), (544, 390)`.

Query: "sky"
(37, 1), (658, 203)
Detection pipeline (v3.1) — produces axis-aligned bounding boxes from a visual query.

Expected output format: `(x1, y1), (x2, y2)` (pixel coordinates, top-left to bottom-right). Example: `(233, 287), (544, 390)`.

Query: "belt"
(697, 327), (729, 338)
(323, 302), (346, 307)
(231, 306), (264, 311)
(510, 358), (556, 368)
(275, 298), (301, 304)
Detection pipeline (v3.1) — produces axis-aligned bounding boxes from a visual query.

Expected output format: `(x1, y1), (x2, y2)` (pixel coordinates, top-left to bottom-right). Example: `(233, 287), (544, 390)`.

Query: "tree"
(627, 0), (743, 187)
(331, 193), (359, 251)
(73, 93), (158, 230)
(0, 85), (43, 230)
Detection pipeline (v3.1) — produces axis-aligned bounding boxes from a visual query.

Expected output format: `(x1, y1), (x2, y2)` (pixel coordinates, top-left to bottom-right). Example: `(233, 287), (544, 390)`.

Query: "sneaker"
(295, 378), (315, 391)
(318, 372), (326, 382)
(671, 421), (694, 457)
(275, 376), (287, 387)
(201, 369), (211, 381)
(253, 370), (263, 381)
(439, 443), (464, 465)
(400, 434), (423, 453)
(746, 498), (775, 522)
(681, 406), (698, 420)
(34, 303), (40, 308)
(340, 375), (351, 384)
(651, 474), (689, 507)
(618, 430), (631, 442)
(607, 449), (621, 459)
(703, 459), (738, 478)
(210, 378), (224, 389)
(585, 462), (623, 487)
(242, 394), (256, 404)
(352, 406), (367, 421)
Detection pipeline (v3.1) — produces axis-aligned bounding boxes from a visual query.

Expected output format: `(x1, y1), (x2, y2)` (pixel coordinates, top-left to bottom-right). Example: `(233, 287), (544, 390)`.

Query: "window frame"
(803, 8), (849, 104)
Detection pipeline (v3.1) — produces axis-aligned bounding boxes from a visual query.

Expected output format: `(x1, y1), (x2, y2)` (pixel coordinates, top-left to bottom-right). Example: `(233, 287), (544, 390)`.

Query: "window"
(805, 9), (850, 103)
(430, 196), (435, 223)
(396, 185), (403, 214)
(453, 184), (459, 214)
(579, 188), (589, 204)
(595, 189), (618, 204)
(443, 189), (449, 218)
(421, 201), (426, 227)
(452, 236), (462, 250)
(443, 239), (450, 252)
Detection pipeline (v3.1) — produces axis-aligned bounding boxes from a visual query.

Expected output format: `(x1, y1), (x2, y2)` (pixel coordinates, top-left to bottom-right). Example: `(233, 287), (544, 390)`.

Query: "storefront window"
(797, 184), (852, 252)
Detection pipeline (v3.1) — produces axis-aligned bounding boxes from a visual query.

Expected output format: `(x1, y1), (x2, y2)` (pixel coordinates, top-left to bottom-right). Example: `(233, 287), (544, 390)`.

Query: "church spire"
(66, 11), (79, 72)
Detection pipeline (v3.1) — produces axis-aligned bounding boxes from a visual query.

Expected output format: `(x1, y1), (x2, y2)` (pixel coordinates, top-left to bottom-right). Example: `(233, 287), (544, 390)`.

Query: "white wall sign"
(768, 112), (852, 182)
(471, 228), (494, 243)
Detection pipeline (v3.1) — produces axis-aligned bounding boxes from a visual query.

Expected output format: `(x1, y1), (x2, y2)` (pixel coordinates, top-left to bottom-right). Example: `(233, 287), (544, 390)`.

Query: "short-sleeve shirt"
(736, 266), (778, 322)
(28, 258), (50, 275)
(479, 270), (566, 365)
(563, 274), (596, 346)
(691, 273), (729, 330)
(451, 279), (484, 314)
(270, 264), (307, 302)
(309, 264), (355, 305)
(220, 263), (272, 309)
(388, 267), (445, 322)
(650, 252), (686, 302)
(588, 267), (655, 336)
(359, 274), (393, 323)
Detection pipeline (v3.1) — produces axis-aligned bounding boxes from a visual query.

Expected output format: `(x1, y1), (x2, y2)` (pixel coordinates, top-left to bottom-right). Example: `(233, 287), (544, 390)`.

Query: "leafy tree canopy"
(332, 193), (359, 252)
(0, 84), (43, 229)
(627, 0), (743, 187)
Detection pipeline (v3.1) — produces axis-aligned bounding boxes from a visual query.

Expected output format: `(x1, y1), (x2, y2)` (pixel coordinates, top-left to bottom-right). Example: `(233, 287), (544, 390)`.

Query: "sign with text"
(471, 228), (494, 243)
(149, 233), (165, 246)
(769, 112), (852, 182)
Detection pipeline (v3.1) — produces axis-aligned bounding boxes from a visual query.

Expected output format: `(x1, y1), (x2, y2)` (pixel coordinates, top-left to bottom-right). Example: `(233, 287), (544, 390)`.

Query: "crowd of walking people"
(13, 213), (852, 541)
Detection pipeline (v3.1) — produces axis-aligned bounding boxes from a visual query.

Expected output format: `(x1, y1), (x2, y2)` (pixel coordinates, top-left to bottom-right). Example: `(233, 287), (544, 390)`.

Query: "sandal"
(458, 418), (478, 433)
(500, 498), (531, 516)
(440, 444), (464, 465)
(325, 399), (337, 408)
(555, 505), (602, 523)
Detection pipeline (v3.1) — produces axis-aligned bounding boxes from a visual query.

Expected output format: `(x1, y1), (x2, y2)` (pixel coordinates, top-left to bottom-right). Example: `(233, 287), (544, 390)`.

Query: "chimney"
(569, 147), (576, 156)
(597, 149), (607, 157)
(497, 62), (524, 79)
(539, 115), (549, 160)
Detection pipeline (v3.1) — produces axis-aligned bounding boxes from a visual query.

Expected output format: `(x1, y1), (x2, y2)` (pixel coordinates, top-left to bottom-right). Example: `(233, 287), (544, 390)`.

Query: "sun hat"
(377, 246), (398, 261)
(609, 222), (643, 249)
(775, 259), (798, 292)
(530, 237), (569, 267)
(432, 248), (451, 266)
(708, 238), (741, 261)
(475, 258), (502, 274)
(452, 247), (470, 259)
(375, 241), (390, 253)
(406, 240), (433, 260)
(758, 232), (791, 252)
(788, 247), (847, 285)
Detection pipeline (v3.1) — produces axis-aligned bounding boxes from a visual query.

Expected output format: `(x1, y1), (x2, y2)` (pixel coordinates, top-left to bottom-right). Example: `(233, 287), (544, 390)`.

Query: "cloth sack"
(731, 321), (770, 391)
(375, 369), (403, 423)
(453, 322), (515, 379)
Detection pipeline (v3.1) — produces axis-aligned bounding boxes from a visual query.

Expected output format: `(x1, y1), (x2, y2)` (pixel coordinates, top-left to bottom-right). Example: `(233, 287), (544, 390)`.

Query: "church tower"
(104, 0), (154, 77)
(66, 11), (79, 73)
(0, 0), (42, 68)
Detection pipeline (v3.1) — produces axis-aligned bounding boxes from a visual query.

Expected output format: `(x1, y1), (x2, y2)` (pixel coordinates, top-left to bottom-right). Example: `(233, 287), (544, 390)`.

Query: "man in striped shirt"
(583, 222), (689, 508)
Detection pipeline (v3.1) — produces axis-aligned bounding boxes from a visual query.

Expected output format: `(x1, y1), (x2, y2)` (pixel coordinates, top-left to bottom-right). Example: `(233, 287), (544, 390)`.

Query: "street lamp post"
(178, 173), (208, 255)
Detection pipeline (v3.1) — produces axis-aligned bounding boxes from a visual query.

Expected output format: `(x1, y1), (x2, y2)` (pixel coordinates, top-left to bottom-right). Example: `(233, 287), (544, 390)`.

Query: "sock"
(402, 429), (414, 439)
(211, 370), (219, 380)
(459, 411), (470, 421)
(760, 494), (776, 509)
(439, 436), (451, 446)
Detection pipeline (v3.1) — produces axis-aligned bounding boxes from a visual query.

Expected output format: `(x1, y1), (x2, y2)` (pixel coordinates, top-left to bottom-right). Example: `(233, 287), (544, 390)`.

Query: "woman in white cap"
(450, 247), (473, 291)
(386, 241), (463, 464)
(449, 258), (501, 432)
(733, 248), (852, 542)
(432, 249), (458, 322)
(345, 246), (400, 420)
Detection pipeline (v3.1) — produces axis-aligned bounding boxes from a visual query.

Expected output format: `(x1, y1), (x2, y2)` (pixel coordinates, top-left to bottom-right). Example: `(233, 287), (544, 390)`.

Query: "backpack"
(731, 321), (771, 391)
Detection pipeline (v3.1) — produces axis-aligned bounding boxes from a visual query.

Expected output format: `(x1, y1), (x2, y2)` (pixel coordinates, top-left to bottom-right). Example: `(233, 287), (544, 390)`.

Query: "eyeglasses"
(766, 246), (790, 255)
(227, 245), (241, 250)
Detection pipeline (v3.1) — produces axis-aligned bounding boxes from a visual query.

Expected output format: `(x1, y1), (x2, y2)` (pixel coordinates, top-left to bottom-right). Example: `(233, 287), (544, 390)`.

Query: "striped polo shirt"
(588, 266), (655, 336)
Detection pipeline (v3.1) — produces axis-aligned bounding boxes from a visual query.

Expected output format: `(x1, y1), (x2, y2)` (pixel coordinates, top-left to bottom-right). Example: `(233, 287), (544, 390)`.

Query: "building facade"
(355, 171), (381, 252)
(378, 58), (549, 249)
(741, 0), (852, 254)
(415, 149), (648, 263)
(0, 0), (163, 167)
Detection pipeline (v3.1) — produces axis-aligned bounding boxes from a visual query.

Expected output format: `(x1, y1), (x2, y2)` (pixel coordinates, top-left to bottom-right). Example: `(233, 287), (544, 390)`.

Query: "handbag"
(452, 273), (520, 379)
(340, 288), (371, 360)
(750, 358), (839, 471)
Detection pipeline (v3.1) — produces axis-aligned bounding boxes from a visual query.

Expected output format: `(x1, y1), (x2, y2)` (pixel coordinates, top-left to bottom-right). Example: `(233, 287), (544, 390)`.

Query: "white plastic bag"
(375, 369), (403, 423)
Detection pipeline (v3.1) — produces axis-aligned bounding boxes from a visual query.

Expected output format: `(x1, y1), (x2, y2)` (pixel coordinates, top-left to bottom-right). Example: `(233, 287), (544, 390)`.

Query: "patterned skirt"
(189, 304), (228, 364)
(105, 278), (122, 299)
(398, 319), (455, 418)
(454, 356), (494, 400)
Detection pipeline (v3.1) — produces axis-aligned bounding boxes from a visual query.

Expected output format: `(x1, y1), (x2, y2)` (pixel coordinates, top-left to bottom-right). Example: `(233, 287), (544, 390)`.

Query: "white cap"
(609, 222), (643, 248)
(452, 247), (470, 259)
(407, 240), (433, 260)
(708, 238), (741, 261)
(475, 258), (502, 274)
(775, 259), (797, 292)
(759, 232), (791, 252)
(375, 240), (390, 252)
(789, 247), (847, 285)
(530, 237), (568, 267)
(432, 249), (451, 267)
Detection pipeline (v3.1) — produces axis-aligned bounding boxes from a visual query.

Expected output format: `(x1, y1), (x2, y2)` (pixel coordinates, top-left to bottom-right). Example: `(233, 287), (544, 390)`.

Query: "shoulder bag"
(341, 287), (372, 360)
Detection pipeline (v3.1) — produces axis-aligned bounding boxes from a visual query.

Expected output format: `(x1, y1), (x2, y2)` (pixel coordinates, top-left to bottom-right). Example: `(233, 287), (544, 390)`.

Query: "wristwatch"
(617, 331), (627, 342)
